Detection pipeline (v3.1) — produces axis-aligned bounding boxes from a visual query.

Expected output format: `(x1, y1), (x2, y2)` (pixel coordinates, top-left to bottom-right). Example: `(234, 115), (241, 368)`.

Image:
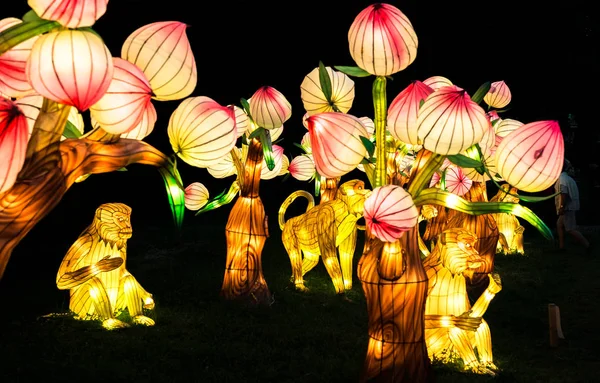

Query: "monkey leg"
(473, 319), (497, 370)
(318, 234), (345, 294)
(301, 251), (320, 277)
(117, 274), (155, 326)
(447, 327), (480, 371)
(282, 227), (307, 291)
(70, 277), (129, 329)
(338, 229), (357, 291)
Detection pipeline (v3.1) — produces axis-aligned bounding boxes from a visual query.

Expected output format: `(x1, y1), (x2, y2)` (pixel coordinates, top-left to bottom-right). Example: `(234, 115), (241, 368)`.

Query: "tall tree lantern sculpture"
(0, 4), (200, 280)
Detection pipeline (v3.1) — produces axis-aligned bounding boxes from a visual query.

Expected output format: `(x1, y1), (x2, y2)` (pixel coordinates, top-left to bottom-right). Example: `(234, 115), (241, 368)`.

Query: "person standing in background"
(555, 159), (592, 253)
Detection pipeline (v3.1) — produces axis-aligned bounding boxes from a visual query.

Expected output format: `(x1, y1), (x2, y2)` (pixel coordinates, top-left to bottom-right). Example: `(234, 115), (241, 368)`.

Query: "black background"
(1, 0), (597, 279)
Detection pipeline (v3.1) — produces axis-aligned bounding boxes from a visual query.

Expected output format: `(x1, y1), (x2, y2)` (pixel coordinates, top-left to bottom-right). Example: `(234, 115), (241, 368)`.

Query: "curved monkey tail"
(278, 190), (315, 230)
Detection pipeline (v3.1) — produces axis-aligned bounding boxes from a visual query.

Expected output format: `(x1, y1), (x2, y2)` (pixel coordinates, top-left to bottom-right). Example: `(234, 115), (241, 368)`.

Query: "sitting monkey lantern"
(56, 203), (155, 329)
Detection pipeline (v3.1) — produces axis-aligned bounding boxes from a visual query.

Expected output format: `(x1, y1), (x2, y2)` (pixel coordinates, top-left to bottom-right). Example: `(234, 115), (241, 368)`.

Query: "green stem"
(373, 76), (387, 188)
(407, 153), (445, 197)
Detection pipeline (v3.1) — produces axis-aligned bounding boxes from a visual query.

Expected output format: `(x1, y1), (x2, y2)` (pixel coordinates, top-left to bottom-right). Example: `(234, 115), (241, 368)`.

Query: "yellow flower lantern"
(56, 203), (155, 330)
(363, 184), (418, 242)
(122, 21), (197, 101)
(0, 18), (37, 98)
(230, 105), (249, 138)
(300, 66), (355, 115)
(348, 3), (418, 76)
(359, 116), (375, 140)
(494, 118), (523, 148)
(387, 80), (434, 145)
(416, 85), (489, 155)
(26, 29), (114, 112)
(184, 182), (210, 211)
(494, 120), (564, 192)
(288, 154), (315, 181)
(90, 58), (154, 135)
(167, 96), (237, 168)
(305, 112), (368, 178)
(422, 75), (453, 90)
(483, 80), (511, 109)
(249, 86), (292, 130)
(206, 147), (240, 179)
(28, 0), (108, 28)
(0, 98), (29, 193)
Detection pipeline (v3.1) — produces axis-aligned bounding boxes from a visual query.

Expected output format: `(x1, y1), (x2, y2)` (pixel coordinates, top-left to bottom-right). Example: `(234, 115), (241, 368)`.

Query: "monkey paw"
(102, 318), (130, 330)
(132, 315), (155, 327)
(295, 284), (309, 292)
(143, 296), (155, 310)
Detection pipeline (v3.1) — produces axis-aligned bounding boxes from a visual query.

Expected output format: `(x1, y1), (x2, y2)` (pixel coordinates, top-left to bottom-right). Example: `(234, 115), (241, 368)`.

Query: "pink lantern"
(494, 120), (564, 192)
(167, 96), (237, 168)
(90, 58), (154, 135)
(305, 112), (368, 178)
(416, 85), (489, 155)
(26, 30), (113, 112)
(27, 0), (108, 28)
(363, 184), (419, 242)
(300, 66), (355, 115)
(0, 98), (28, 193)
(429, 171), (441, 188)
(289, 154), (316, 181)
(184, 182), (209, 211)
(387, 80), (434, 145)
(484, 81), (512, 109)
(122, 21), (197, 101)
(249, 86), (292, 130)
(444, 165), (472, 196)
(229, 105), (249, 138)
(422, 75), (453, 90)
(119, 104), (157, 140)
(0, 18), (37, 98)
(348, 3), (417, 76)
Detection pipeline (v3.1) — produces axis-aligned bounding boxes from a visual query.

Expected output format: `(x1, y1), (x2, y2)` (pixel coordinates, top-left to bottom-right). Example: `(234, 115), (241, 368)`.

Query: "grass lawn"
(1, 214), (599, 383)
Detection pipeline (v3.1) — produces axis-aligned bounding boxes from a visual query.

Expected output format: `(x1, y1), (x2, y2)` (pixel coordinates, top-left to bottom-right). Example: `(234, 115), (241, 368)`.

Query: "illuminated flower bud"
(300, 66), (355, 115)
(230, 105), (249, 138)
(122, 21), (197, 101)
(0, 18), (37, 98)
(27, 29), (113, 111)
(120, 104), (157, 140)
(483, 80), (511, 109)
(289, 154), (316, 181)
(305, 112), (368, 178)
(422, 75), (453, 90)
(444, 165), (472, 196)
(90, 58), (154, 135)
(388, 80), (434, 145)
(249, 86), (292, 130)
(207, 147), (240, 179)
(27, 0), (108, 28)
(184, 182), (209, 211)
(0, 98), (28, 193)
(364, 184), (418, 242)
(300, 131), (312, 154)
(416, 86), (488, 155)
(359, 116), (375, 140)
(168, 96), (237, 168)
(494, 118), (523, 147)
(261, 144), (285, 180)
(348, 3), (417, 76)
(494, 120), (564, 192)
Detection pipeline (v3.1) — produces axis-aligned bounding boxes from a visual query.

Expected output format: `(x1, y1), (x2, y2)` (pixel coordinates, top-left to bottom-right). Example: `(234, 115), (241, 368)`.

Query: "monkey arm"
(425, 313), (482, 332)
(469, 273), (502, 318)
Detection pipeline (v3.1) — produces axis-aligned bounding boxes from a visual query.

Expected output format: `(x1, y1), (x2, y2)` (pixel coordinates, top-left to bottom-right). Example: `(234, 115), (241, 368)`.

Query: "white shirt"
(554, 171), (580, 212)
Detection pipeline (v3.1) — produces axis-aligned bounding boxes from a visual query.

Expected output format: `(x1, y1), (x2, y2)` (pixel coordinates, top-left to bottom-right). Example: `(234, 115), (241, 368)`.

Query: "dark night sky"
(1, 1), (597, 278)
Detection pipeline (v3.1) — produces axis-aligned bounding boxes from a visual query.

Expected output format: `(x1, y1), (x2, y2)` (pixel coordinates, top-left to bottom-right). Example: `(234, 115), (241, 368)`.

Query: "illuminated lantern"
(0, 18), (37, 98)
(90, 58), (154, 135)
(0, 98), (28, 193)
(483, 80), (511, 109)
(422, 75), (453, 90)
(463, 124), (497, 183)
(15, 93), (84, 139)
(416, 86), (489, 155)
(270, 124), (284, 141)
(207, 147), (240, 179)
(249, 86), (292, 129)
(122, 21), (197, 101)
(279, 155), (290, 176)
(429, 171), (441, 187)
(387, 80), (434, 145)
(230, 105), (249, 138)
(348, 3), (417, 76)
(300, 131), (312, 154)
(305, 112), (368, 178)
(260, 144), (285, 180)
(26, 29), (113, 112)
(168, 96), (237, 168)
(494, 118), (523, 147)
(184, 182), (209, 211)
(494, 120), (563, 192)
(423, 228), (501, 375)
(56, 203), (156, 330)
(28, 0), (108, 28)
(359, 116), (375, 140)
(363, 184), (418, 242)
(120, 105), (157, 140)
(289, 154), (315, 181)
(300, 66), (355, 115)
(444, 165), (472, 196)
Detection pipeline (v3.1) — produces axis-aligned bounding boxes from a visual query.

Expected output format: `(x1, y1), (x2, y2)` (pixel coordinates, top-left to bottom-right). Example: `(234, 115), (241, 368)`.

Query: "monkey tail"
(278, 190), (315, 230)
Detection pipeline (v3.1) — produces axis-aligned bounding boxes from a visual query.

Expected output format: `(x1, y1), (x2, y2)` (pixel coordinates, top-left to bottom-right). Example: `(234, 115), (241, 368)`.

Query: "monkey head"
(438, 228), (483, 276)
(336, 179), (371, 216)
(94, 203), (133, 248)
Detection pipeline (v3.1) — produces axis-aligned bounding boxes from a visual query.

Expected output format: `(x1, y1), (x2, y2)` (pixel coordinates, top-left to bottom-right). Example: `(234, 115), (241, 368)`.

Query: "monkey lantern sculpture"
(56, 203), (155, 329)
